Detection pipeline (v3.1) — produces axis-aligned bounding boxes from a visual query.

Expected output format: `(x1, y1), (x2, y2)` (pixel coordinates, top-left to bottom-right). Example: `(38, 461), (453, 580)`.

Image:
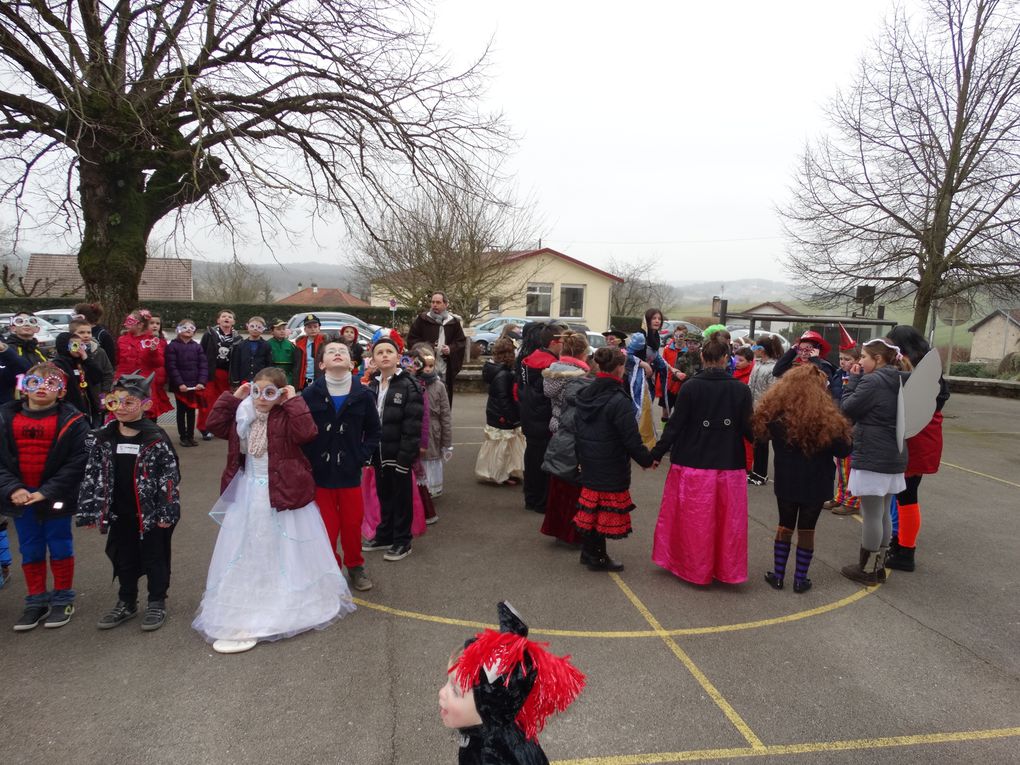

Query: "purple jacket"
(165, 338), (209, 389)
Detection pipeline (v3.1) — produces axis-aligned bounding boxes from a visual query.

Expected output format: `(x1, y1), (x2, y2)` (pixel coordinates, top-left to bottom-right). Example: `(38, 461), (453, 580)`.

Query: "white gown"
(192, 454), (355, 643)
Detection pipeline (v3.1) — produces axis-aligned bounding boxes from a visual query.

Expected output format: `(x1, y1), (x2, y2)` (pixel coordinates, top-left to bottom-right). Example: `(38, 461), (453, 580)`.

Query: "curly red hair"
(752, 365), (851, 456)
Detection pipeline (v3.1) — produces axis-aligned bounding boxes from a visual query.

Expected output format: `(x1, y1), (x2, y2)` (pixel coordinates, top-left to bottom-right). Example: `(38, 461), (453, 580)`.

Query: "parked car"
(586, 331), (607, 350)
(285, 312), (379, 347)
(465, 316), (528, 338)
(0, 313), (60, 353)
(33, 308), (80, 332)
(659, 320), (704, 340)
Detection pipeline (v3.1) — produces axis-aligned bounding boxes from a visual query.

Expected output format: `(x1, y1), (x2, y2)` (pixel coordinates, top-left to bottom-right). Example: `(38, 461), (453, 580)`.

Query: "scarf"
(419, 370), (438, 385)
(325, 371), (352, 396)
(235, 396), (268, 456)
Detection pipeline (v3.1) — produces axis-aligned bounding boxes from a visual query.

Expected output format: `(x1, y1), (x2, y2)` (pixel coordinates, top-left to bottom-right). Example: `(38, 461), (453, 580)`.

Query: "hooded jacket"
(3, 333), (48, 365)
(483, 360), (519, 429)
(542, 358), (590, 434)
(52, 332), (104, 422)
(0, 343), (31, 404)
(301, 375), (381, 488)
(338, 325), (364, 371)
(574, 375), (654, 492)
(840, 366), (908, 474)
(166, 337), (209, 390)
(367, 368), (424, 473)
(519, 348), (558, 439)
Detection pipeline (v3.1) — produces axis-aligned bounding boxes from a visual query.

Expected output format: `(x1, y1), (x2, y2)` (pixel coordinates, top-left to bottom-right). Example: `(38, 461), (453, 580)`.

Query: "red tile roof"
(23, 253), (193, 300)
(276, 287), (369, 307)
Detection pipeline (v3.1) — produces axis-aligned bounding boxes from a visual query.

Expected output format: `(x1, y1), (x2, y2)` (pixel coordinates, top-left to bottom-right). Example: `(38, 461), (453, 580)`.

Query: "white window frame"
(526, 282), (553, 317)
(559, 283), (586, 320)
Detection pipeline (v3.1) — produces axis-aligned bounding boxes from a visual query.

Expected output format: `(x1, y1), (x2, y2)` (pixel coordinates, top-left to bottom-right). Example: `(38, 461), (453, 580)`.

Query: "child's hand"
(24, 491), (45, 504)
(850, 363), (862, 375)
(419, 447), (427, 458)
(179, 384), (188, 393)
(234, 382), (251, 399)
(10, 488), (30, 505)
(196, 383), (205, 391)
(280, 385), (297, 400)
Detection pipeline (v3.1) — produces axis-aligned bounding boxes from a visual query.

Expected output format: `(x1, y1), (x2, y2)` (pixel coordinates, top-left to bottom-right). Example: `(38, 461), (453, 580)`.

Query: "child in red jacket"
(194, 367), (354, 654)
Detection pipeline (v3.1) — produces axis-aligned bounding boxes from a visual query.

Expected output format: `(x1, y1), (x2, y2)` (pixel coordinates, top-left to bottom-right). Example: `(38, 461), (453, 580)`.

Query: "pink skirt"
(360, 467), (427, 540)
(653, 465), (748, 585)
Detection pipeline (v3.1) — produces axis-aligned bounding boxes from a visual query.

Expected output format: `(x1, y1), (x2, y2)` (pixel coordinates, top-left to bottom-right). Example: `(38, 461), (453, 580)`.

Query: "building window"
(488, 296), (501, 312)
(559, 284), (585, 318)
(526, 283), (552, 317)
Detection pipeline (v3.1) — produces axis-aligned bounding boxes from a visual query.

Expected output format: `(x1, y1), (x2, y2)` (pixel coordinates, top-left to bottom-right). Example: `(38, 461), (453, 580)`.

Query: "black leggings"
(752, 441), (770, 478)
(175, 404), (196, 441)
(777, 500), (823, 531)
(897, 474), (923, 505)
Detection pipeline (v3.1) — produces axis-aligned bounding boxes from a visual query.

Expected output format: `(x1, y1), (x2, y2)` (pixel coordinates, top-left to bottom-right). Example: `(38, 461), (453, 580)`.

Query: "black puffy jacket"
(518, 348), (557, 439)
(574, 375), (654, 492)
(367, 369), (424, 474)
(483, 361), (519, 429)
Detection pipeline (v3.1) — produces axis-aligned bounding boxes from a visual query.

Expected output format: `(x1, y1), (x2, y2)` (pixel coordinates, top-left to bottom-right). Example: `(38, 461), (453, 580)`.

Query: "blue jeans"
(13, 508), (75, 606)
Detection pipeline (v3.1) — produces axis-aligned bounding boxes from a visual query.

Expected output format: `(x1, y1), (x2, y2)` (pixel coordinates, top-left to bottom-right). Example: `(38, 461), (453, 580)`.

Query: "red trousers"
(315, 486), (365, 570)
(197, 369), (231, 432)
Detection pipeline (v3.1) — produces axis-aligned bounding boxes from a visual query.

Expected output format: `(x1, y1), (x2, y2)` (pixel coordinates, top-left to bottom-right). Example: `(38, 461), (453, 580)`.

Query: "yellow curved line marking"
(352, 585), (877, 638)
(942, 461), (1020, 489)
(550, 726), (1020, 764)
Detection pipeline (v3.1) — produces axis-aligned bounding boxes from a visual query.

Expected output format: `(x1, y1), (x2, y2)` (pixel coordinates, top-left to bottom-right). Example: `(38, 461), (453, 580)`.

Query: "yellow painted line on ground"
(942, 461), (1020, 489)
(352, 585), (877, 638)
(550, 725), (1020, 764)
(609, 573), (765, 751)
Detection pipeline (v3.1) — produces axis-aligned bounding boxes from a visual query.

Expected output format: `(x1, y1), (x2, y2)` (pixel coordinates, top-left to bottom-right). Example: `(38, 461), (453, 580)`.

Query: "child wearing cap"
(77, 372), (181, 632)
(165, 318), (208, 447)
(440, 601), (585, 764)
(774, 329), (842, 403)
(0, 363), (89, 630)
(293, 314), (327, 391)
(267, 319), (297, 384)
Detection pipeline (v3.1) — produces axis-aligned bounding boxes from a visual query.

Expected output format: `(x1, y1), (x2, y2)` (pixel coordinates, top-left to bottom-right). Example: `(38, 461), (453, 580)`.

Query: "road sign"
(937, 297), (972, 326)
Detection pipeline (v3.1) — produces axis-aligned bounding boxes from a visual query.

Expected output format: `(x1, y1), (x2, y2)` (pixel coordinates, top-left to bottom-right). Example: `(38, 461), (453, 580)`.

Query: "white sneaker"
(213, 638), (257, 654)
(425, 513), (439, 525)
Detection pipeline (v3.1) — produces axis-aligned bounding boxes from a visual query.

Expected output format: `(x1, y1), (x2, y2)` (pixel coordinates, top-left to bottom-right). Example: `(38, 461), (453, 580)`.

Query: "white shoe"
(213, 638), (257, 654)
(425, 513), (439, 525)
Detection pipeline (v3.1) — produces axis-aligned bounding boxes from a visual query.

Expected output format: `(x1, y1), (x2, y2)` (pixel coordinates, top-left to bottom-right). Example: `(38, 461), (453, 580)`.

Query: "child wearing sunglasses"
(4, 313), (48, 366)
(77, 372), (181, 632)
(196, 367), (354, 654)
(165, 319), (208, 447)
(0, 363), (89, 630)
(229, 316), (273, 388)
(115, 309), (172, 420)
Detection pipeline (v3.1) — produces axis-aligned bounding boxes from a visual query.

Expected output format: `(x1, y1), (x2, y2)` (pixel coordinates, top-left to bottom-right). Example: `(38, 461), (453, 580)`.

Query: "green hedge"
(949, 362), (998, 378)
(610, 315), (644, 332)
(0, 297), (417, 332)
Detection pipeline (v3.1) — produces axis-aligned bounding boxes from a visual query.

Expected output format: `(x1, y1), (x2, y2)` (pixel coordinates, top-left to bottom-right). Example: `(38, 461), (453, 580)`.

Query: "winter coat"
(574, 375), (654, 492)
(93, 324), (117, 367)
(53, 333), (104, 423)
(774, 348), (842, 404)
(406, 312), (467, 384)
(651, 367), (753, 470)
(0, 343), (32, 404)
(206, 392), (319, 510)
(76, 421), (181, 535)
(301, 375), (381, 488)
(166, 338), (209, 389)
(840, 366), (908, 474)
(201, 327), (241, 373)
(906, 378), (949, 476)
(0, 401), (89, 518)
(421, 377), (452, 460)
(767, 421), (851, 506)
(293, 334), (329, 390)
(519, 348), (558, 439)
(483, 361), (519, 429)
(748, 358), (778, 407)
(542, 358), (590, 434)
(542, 371), (593, 484)
(229, 337), (272, 386)
(3, 334), (48, 365)
(90, 344), (115, 392)
(115, 332), (165, 387)
(367, 369), (424, 474)
(267, 337), (297, 384)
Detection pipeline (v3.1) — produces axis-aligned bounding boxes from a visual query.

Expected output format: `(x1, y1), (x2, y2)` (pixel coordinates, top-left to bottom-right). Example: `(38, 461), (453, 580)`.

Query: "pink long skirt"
(653, 465), (748, 585)
(360, 467), (427, 540)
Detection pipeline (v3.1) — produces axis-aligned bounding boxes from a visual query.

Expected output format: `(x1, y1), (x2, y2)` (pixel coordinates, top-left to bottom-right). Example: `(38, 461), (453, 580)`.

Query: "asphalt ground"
(1, 392), (1018, 765)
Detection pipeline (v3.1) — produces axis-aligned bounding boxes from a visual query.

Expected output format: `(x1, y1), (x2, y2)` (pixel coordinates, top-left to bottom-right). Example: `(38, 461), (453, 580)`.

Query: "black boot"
(764, 538), (790, 590)
(579, 534), (598, 567)
(841, 547), (878, 586)
(885, 545), (915, 572)
(586, 536), (624, 572)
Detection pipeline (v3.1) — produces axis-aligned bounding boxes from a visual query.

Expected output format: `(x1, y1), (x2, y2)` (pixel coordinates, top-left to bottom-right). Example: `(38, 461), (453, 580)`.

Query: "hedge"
(0, 297), (417, 332)
(949, 362), (998, 378)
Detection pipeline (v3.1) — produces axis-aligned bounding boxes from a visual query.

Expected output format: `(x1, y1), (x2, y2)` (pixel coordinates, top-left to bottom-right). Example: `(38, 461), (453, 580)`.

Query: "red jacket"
(906, 411), (943, 476)
(293, 334), (328, 391)
(206, 392), (319, 511)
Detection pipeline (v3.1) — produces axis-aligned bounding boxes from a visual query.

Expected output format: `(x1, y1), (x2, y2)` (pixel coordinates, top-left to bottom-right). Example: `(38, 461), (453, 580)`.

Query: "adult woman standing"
(651, 335), (754, 585)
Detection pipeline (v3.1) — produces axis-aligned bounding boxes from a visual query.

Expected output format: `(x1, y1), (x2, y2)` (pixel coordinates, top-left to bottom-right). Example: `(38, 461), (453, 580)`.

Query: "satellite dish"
(937, 297), (972, 326)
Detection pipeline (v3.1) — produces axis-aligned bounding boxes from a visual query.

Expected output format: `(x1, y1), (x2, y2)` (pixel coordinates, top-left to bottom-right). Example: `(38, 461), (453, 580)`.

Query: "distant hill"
(192, 259), (366, 300)
(670, 278), (796, 307)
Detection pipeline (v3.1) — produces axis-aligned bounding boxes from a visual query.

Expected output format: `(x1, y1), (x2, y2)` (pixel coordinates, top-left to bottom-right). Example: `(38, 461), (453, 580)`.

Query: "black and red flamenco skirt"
(541, 476), (582, 545)
(573, 488), (635, 539)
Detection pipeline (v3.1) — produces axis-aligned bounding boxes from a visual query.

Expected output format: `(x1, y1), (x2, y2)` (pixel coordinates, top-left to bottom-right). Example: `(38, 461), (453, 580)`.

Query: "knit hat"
(450, 602), (586, 742)
(626, 332), (647, 354)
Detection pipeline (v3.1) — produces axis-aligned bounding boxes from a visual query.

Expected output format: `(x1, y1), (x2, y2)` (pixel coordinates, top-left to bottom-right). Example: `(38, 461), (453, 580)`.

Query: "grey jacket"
(748, 358), (777, 407)
(840, 366), (908, 474)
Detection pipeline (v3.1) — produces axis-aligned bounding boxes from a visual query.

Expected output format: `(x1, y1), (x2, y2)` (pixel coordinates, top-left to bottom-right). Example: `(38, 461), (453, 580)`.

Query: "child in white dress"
(194, 367), (354, 654)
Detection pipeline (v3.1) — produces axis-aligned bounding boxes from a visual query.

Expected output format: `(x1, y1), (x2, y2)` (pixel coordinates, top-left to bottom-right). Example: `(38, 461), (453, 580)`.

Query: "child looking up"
(230, 316), (273, 387)
(361, 335), (424, 561)
(195, 367), (355, 654)
(0, 364), (89, 630)
(77, 372), (181, 632)
(302, 341), (381, 592)
(165, 319), (208, 447)
(4, 313), (48, 365)
(267, 319), (297, 384)
(753, 365), (852, 593)
(413, 345), (452, 498)
(199, 309), (240, 439)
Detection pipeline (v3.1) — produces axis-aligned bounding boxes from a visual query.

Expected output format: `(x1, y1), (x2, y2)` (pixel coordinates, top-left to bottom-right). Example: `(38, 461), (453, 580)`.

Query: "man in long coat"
(406, 292), (466, 405)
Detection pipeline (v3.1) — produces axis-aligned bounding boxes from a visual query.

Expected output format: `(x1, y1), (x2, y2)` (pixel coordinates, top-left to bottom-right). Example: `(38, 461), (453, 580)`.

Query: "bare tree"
(782, 0), (1020, 331)
(194, 259), (275, 304)
(349, 179), (540, 325)
(608, 256), (680, 318)
(0, 0), (507, 326)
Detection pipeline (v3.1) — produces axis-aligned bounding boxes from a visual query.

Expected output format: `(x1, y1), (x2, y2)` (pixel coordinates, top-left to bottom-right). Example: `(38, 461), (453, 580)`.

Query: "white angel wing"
(902, 348), (943, 440)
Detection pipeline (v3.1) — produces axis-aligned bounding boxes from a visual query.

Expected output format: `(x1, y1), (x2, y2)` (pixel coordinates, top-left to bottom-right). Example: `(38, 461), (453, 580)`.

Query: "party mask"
(140, 337), (160, 350)
(176, 323), (196, 334)
(68, 339), (85, 354)
(11, 316), (39, 327)
(251, 383), (282, 401)
(18, 374), (65, 393)
(247, 322), (266, 333)
(102, 393), (145, 412)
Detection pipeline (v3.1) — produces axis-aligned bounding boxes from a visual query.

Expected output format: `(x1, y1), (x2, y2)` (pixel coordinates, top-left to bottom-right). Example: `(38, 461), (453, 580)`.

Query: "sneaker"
(97, 601), (138, 630)
(383, 543), (412, 562)
(831, 503), (860, 516)
(179, 439), (196, 448)
(361, 538), (390, 553)
(349, 566), (373, 591)
(201, 431), (213, 441)
(747, 472), (768, 486)
(44, 603), (75, 629)
(425, 513), (439, 526)
(13, 604), (51, 632)
(141, 602), (167, 631)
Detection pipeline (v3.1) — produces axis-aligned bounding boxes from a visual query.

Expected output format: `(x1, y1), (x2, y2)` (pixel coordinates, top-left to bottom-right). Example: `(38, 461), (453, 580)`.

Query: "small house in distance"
(968, 308), (1020, 363)
(22, 253), (193, 300)
(276, 286), (369, 308)
(737, 301), (803, 334)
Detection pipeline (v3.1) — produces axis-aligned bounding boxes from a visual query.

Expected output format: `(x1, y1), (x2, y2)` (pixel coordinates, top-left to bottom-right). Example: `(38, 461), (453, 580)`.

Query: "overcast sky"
(7, 0), (909, 284)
